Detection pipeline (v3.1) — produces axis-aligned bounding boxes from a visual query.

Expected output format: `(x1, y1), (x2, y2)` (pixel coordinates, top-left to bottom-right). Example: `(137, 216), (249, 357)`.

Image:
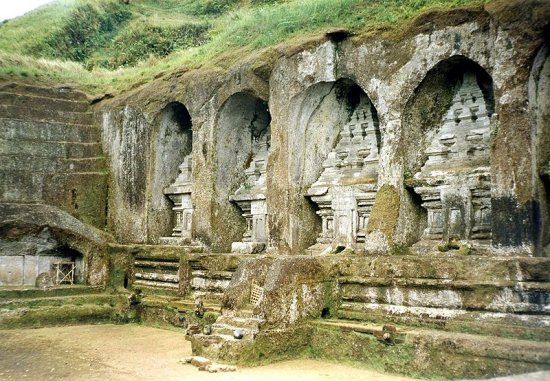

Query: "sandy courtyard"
(0, 324), (417, 381)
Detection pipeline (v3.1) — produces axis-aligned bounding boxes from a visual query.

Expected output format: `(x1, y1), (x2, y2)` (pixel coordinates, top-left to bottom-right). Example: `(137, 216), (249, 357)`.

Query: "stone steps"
(134, 255), (181, 292)
(129, 246), (210, 296)
(209, 324), (255, 338)
(0, 139), (103, 158)
(0, 92), (90, 113)
(0, 156), (105, 173)
(0, 105), (94, 125)
(0, 303), (117, 329)
(0, 83), (90, 102)
(0, 293), (117, 310)
(0, 171), (108, 202)
(133, 279), (180, 289)
(140, 294), (220, 311)
(216, 314), (263, 329)
(339, 281), (550, 314)
(210, 312), (262, 338)
(332, 254), (550, 341)
(0, 285), (104, 299)
(190, 310), (264, 361)
(191, 269), (233, 296)
(0, 81), (107, 228)
(0, 118), (100, 142)
(137, 294), (221, 329)
(190, 332), (251, 363)
(337, 302), (550, 341)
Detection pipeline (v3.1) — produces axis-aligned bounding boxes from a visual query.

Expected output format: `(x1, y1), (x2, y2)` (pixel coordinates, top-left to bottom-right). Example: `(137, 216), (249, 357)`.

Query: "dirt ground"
(0, 324), (418, 381)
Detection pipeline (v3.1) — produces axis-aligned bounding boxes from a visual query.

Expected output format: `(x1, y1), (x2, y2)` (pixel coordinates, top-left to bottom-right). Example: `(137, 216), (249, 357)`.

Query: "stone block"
(205, 363), (237, 373)
(231, 242), (265, 254)
(0, 256), (24, 286)
(190, 356), (212, 369)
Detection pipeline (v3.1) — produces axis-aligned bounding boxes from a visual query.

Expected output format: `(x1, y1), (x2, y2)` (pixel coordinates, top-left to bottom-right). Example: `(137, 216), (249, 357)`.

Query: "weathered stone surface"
(306, 93), (380, 253)
(222, 256), (274, 311)
(190, 355), (211, 369)
(1, 2), (550, 379)
(230, 242), (265, 254)
(205, 363), (237, 373)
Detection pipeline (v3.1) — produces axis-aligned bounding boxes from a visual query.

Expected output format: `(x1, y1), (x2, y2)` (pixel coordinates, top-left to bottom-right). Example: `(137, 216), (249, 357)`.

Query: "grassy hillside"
(0, 0), (487, 94)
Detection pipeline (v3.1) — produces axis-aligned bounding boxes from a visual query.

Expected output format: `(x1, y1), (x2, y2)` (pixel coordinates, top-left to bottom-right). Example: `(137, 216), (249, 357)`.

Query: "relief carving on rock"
(412, 71), (492, 244)
(306, 95), (381, 253)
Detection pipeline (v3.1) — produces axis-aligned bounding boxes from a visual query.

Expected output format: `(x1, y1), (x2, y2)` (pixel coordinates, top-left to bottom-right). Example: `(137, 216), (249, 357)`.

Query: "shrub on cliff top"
(28, 1), (132, 62)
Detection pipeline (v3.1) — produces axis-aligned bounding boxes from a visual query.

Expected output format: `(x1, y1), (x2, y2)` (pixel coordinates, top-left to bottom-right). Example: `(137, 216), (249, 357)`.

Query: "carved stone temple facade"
(306, 95), (381, 254)
(412, 72), (492, 245)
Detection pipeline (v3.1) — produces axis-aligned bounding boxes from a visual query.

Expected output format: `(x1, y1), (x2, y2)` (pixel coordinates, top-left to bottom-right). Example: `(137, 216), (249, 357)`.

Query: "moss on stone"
(367, 184), (400, 240)
(0, 304), (116, 329)
(238, 325), (314, 365)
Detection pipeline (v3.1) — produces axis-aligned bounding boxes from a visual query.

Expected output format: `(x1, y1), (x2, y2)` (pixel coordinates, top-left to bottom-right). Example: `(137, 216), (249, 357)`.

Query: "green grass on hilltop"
(0, 0), (488, 95)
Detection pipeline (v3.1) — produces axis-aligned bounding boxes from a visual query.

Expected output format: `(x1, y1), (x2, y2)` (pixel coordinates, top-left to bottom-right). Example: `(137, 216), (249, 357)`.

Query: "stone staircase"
(133, 254), (181, 292)
(129, 245), (202, 296)
(0, 82), (107, 228)
(190, 308), (265, 362)
(0, 285), (127, 329)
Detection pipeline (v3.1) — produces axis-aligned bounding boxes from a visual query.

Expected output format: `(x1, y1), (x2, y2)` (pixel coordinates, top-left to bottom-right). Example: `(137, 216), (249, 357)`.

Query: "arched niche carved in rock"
(530, 42), (550, 256)
(403, 56), (495, 247)
(150, 102), (194, 245)
(214, 92), (271, 253)
(293, 79), (380, 254)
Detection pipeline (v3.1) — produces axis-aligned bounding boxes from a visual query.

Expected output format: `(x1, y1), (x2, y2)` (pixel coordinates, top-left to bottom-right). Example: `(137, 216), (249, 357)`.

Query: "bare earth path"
(0, 324), (417, 381)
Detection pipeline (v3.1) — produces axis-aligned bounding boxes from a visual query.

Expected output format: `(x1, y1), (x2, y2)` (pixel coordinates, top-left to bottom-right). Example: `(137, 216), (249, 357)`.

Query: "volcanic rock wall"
(98, 1), (549, 256)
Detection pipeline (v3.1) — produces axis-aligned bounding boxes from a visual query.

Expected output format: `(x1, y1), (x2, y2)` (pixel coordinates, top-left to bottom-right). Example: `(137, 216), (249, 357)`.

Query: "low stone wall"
(108, 244), (245, 301)
(320, 254), (550, 340)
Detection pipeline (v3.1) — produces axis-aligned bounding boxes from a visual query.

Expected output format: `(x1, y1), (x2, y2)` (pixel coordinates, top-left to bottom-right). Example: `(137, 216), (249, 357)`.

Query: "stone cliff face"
(0, 82), (108, 229)
(96, 0), (549, 256)
(0, 81), (110, 286)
